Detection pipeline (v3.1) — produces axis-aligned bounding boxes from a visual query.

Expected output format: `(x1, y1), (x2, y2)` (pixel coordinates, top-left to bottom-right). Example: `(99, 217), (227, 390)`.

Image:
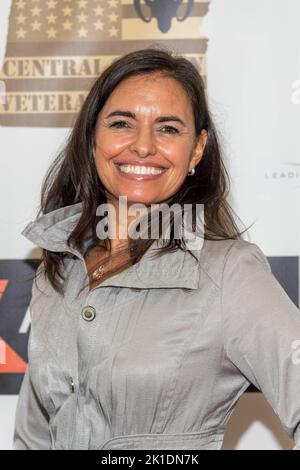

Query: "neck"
(103, 195), (151, 254)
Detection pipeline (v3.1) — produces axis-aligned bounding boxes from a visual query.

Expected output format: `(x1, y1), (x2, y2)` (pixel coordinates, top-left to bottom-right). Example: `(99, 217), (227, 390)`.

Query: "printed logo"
(0, 0), (211, 127)
(0, 260), (38, 394)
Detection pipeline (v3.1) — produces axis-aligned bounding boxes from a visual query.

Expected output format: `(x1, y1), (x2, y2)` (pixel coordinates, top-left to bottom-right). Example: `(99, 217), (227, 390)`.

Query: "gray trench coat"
(14, 202), (300, 450)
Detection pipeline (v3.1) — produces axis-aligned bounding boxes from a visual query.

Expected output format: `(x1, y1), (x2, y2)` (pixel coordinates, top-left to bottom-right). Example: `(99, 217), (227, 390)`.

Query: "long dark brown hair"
(34, 46), (252, 296)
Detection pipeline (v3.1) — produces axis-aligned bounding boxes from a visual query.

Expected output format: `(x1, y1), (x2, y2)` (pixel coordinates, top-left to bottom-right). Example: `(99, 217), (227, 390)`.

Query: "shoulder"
(29, 256), (76, 313)
(198, 238), (271, 289)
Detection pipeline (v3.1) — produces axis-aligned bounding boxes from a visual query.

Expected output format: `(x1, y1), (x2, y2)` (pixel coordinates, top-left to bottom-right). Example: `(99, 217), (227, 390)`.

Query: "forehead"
(102, 74), (193, 116)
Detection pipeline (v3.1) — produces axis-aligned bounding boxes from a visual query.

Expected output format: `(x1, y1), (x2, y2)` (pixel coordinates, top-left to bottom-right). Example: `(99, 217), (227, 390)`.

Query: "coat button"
(69, 376), (75, 393)
(81, 305), (96, 321)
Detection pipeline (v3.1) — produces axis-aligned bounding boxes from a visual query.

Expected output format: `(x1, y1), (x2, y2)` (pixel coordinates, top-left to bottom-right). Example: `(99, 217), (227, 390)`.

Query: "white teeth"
(118, 165), (166, 175)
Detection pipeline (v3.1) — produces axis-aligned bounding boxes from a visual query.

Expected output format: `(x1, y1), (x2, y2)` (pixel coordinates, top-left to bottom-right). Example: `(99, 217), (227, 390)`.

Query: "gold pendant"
(92, 264), (105, 280)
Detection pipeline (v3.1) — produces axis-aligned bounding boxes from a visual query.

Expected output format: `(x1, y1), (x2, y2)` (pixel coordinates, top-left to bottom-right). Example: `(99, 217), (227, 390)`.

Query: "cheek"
(94, 131), (132, 160)
(158, 142), (190, 169)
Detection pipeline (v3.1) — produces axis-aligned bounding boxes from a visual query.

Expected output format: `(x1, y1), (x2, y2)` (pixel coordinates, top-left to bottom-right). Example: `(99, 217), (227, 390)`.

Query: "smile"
(117, 164), (166, 175)
(115, 164), (168, 180)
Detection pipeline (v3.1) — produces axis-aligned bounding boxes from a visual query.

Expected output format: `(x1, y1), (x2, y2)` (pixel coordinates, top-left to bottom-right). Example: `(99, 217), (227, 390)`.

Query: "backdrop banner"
(0, 0), (299, 450)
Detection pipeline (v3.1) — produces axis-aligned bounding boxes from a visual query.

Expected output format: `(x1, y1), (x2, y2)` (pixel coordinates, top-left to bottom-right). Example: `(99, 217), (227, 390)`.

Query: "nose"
(130, 126), (156, 158)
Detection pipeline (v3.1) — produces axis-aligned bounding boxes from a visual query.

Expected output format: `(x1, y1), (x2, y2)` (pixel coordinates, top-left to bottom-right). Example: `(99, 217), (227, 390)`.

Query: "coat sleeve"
(13, 265), (52, 450)
(221, 241), (300, 450)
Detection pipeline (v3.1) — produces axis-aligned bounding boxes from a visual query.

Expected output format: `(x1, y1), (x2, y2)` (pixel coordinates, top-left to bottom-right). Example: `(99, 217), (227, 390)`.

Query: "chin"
(119, 192), (161, 206)
(125, 196), (157, 205)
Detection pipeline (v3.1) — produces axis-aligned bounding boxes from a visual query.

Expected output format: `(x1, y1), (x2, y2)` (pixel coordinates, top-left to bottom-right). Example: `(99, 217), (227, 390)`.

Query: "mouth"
(114, 163), (169, 181)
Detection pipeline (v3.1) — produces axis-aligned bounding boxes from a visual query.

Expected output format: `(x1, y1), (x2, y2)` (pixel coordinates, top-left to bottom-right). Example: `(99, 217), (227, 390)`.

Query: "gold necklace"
(90, 242), (131, 280)
(92, 264), (105, 280)
(89, 243), (107, 280)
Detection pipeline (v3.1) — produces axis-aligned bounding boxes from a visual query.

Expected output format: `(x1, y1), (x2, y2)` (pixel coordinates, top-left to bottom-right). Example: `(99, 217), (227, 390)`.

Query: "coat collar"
(21, 201), (204, 290)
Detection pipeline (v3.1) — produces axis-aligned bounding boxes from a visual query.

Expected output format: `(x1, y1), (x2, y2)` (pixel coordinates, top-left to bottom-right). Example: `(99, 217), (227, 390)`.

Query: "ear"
(188, 129), (208, 173)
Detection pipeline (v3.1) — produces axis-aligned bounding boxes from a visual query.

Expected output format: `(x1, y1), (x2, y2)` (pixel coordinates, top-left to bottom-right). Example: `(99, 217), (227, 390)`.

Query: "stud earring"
(187, 168), (195, 176)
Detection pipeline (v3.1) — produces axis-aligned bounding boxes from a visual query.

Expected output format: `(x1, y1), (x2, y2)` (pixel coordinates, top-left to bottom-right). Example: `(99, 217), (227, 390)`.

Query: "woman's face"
(93, 73), (207, 206)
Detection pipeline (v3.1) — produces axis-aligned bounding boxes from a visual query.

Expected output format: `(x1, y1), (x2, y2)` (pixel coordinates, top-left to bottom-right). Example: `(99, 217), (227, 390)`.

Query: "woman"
(14, 47), (300, 450)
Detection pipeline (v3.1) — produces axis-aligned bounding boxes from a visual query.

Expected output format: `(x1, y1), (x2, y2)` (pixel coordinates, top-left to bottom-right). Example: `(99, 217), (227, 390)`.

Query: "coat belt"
(98, 430), (224, 450)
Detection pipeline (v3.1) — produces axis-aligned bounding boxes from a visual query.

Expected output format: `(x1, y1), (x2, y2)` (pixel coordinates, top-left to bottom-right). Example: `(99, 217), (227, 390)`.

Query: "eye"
(108, 120), (131, 129)
(159, 125), (179, 134)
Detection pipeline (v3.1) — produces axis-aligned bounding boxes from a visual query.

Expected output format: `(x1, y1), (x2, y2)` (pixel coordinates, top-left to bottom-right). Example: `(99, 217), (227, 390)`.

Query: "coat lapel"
(21, 202), (202, 290)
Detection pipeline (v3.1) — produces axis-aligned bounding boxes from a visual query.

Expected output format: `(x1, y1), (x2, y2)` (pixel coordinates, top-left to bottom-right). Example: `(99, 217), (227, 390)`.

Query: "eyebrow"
(104, 110), (186, 127)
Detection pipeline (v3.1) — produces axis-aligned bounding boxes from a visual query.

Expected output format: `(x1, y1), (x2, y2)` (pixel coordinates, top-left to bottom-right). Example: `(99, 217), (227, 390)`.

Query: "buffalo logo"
(134, 0), (194, 33)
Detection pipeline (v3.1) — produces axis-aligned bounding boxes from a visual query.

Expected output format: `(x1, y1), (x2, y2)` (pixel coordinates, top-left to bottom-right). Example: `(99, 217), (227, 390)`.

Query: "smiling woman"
(14, 46), (300, 451)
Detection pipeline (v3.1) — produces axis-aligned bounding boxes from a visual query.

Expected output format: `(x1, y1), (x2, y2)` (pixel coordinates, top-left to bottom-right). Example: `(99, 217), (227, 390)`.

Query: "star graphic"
(108, 0), (118, 9)
(109, 11), (118, 23)
(78, 26), (88, 38)
(47, 27), (57, 38)
(62, 6), (72, 16)
(16, 0), (26, 10)
(16, 27), (26, 38)
(108, 25), (118, 37)
(94, 20), (103, 30)
(77, 0), (88, 8)
(31, 6), (42, 17)
(63, 20), (73, 31)
(16, 14), (26, 25)
(94, 6), (103, 16)
(31, 21), (42, 31)
(47, 0), (58, 9)
(77, 13), (88, 23)
(47, 13), (57, 24)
